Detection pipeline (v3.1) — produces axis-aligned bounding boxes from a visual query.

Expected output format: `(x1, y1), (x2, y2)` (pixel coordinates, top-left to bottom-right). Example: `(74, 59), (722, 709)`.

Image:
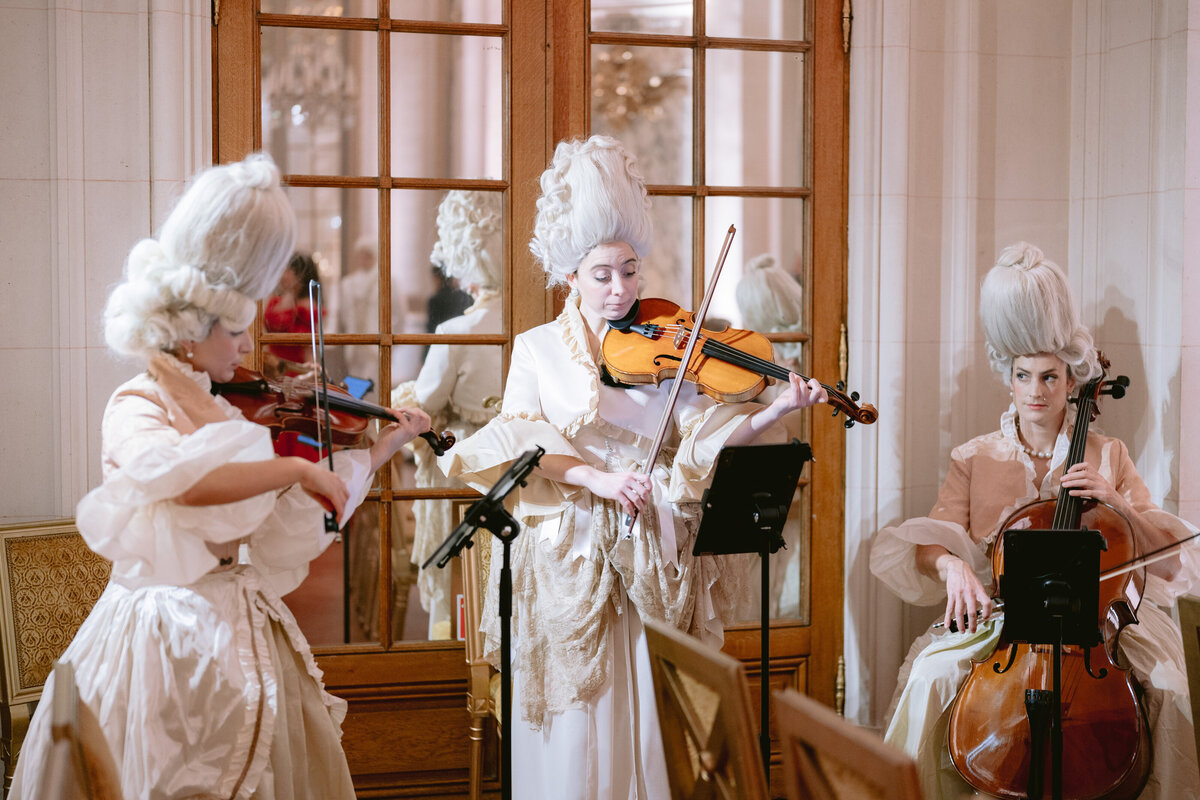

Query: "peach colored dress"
(870, 406), (1200, 800)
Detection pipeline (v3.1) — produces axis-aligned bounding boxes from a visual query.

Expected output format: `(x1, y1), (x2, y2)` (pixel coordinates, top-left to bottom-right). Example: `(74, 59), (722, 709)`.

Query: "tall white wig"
(979, 241), (1100, 383)
(530, 135), (653, 288)
(104, 153), (296, 360)
(430, 189), (504, 291)
(735, 254), (805, 362)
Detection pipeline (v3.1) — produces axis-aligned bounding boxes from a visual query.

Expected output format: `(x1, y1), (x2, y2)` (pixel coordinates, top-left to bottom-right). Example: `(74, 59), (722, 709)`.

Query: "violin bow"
(624, 225), (737, 538)
(308, 279), (340, 535)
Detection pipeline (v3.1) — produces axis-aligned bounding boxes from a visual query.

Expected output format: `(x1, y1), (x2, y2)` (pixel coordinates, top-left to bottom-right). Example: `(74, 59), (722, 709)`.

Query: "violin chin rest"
(606, 299), (641, 331)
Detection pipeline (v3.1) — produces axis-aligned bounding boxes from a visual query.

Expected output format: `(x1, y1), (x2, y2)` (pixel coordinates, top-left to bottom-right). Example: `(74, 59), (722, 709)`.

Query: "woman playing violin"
(869, 242), (1200, 799)
(10, 154), (430, 800)
(438, 135), (826, 800)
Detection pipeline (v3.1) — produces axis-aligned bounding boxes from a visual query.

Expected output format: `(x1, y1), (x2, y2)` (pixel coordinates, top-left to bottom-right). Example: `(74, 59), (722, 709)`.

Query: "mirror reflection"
(261, 3), (814, 643)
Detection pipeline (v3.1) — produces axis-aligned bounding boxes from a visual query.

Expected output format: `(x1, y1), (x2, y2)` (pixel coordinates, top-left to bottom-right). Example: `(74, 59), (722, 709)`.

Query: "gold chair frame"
(0, 519), (111, 795)
(772, 687), (923, 800)
(458, 500), (499, 800)
(644, 616), (769, 800)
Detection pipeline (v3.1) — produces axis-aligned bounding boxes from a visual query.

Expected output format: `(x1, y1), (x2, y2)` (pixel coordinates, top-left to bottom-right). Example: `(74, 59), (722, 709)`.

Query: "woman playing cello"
(869, 241), (1200, 799)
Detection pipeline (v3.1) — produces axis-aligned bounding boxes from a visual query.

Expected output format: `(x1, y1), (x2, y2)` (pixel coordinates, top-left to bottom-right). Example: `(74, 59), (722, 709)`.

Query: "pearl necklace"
(1015, 418), (1054, 460)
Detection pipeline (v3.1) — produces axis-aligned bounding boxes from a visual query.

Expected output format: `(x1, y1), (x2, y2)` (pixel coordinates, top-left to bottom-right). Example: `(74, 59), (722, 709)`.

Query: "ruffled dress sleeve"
(1103, 437), (1200, 605)
(77, 381), (376, 593)
(77, 388), (280, 587)
(437, 332), (586, 519)
(869, 445), (991, 606)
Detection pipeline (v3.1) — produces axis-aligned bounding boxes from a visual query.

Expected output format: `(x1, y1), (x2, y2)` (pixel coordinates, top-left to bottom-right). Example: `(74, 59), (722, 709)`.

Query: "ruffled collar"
(146, 352), (229, 428)
(149, 352), (214, 393)
(1000, 401), (1076, 465)
(554, 297), (603, 437)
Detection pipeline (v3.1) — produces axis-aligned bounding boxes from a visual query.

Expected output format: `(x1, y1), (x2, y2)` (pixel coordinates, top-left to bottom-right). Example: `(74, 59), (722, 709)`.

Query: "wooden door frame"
(212, 1), (847, 794)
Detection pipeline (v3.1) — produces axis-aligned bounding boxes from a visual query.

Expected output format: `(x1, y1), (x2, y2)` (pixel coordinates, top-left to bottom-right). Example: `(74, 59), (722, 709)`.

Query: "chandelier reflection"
(264, 27), (358, 131)
(592, 46), (687, 132)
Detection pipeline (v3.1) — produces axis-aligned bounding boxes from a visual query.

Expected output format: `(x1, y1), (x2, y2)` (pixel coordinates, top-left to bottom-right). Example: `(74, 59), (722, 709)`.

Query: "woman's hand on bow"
(583, 468), (653, 517)
(939, 554), (993, 634)
(296, 458), (351, 521)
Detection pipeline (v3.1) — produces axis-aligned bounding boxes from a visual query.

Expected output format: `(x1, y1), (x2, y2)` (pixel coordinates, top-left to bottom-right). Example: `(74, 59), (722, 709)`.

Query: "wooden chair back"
(772, 688), (923, 800)
(1177, 594), (1200, 772)
(643, 617), (769, 800)
(40, 661), (123, 800)
(0, 519), (110, 794)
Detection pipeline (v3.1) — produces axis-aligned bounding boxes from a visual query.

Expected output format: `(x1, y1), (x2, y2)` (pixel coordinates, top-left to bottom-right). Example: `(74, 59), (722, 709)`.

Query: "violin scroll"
(831, 381), (878, 428)
(419, 430), (456, 457)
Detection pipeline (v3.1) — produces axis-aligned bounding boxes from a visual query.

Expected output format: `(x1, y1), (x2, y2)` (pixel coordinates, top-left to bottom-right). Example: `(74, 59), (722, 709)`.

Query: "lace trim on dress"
(462, 288), (499, 316)
(980, 403), (1078, 552)
(556, 298), (603, 439)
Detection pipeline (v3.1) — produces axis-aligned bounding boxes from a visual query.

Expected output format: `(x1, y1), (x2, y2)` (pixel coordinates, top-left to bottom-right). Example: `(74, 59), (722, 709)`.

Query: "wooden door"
(213, 1), (848, 795)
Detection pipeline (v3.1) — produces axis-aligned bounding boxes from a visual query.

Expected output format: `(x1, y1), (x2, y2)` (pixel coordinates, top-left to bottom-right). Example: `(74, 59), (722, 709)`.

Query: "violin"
(213, 365), (455, 456)
(600, 297), (878, 427)
(947, 357), (1149, 800)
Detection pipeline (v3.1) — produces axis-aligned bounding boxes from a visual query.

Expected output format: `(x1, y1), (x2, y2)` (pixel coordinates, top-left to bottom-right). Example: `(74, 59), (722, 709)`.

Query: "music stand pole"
(692, 440), (810, 782)
(496, 521), (516, 800)
(759, 524), (771, 774)
(422, 447), (545, 800)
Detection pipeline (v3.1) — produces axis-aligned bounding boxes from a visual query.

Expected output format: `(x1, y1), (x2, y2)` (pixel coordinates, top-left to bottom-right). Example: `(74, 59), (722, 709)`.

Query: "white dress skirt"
(512, 593), (669, 800)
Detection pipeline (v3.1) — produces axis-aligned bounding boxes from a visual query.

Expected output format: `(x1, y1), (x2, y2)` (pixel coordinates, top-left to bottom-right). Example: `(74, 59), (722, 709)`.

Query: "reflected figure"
(338, 237), (381, 389)
(263, 252), (321, 378)
(391, 189), (505, 639)
(426, 264), (473, 334)
(734, 253), (806, 619)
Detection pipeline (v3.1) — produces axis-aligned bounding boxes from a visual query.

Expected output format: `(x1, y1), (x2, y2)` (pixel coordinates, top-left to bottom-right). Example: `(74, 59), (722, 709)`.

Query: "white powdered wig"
(979, 241), (1100, 383)
(735, 254), (805, 363)
(530, 135), (653, 288)
(735, 253), (804, 333)
(103, 153), (296, 360)
(430, 190), (505, 291)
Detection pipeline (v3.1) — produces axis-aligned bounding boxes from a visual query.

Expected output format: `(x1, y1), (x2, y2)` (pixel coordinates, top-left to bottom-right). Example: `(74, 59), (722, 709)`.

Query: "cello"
(947, 357), (1149, 799)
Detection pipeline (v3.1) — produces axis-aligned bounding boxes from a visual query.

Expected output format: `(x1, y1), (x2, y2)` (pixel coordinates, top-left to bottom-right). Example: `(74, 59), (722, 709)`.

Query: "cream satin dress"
(438, 297), (778, 800)
(11, 356), (375, 800)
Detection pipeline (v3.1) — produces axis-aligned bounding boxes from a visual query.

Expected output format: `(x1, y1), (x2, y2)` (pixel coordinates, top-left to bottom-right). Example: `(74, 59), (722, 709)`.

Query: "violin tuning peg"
(851, 391), (860, 402)
(831, 407), (841, 417)
(844, 419), (855, 429)
(836, 380), (847, 392)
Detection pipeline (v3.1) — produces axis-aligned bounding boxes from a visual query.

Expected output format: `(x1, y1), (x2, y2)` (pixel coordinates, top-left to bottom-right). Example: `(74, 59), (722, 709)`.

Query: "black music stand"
(693, 439), (812, 778)
(423, 445), (544, 800)
(997, 528), (1105, 800)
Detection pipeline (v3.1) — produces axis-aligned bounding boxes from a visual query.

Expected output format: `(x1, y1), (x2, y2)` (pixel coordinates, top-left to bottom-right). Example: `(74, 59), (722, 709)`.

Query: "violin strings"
(644, 323), (826, 389)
